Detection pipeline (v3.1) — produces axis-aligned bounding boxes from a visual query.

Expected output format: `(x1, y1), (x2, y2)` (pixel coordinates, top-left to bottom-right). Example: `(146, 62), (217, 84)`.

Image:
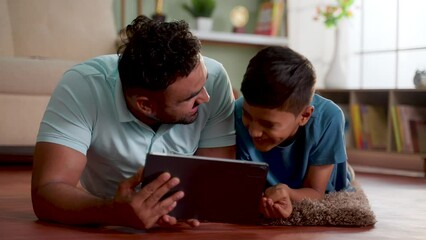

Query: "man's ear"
(135, 96), (153, 115)
(299, 106), (314, 126)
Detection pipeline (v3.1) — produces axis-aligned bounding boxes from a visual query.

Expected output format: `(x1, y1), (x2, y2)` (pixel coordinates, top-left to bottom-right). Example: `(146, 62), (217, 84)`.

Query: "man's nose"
(196, 87), (210, 104)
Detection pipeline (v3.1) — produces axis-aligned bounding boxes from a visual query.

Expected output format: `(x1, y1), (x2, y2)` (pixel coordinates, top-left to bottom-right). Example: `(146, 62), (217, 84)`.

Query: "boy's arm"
(264, 164), (333, 203)
(290, 164), (334, 201)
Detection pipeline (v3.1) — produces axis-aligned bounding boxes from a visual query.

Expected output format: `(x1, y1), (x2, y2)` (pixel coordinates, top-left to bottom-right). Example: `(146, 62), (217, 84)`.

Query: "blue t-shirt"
(37, 54), (236, 198)
(235, 94), (352, 193)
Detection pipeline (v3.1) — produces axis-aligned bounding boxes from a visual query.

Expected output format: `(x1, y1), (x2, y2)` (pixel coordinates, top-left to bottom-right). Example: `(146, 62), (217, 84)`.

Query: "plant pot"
(196, 17), (213, 32)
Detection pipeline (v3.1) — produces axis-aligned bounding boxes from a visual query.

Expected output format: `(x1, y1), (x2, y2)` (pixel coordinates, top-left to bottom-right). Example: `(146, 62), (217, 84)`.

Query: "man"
(31, 16), (235, 230)
(235, 46), (353, 219)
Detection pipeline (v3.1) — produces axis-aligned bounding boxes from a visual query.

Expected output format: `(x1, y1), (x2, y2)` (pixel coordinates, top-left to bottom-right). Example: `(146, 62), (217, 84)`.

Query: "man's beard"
(174, 111), (199, 125)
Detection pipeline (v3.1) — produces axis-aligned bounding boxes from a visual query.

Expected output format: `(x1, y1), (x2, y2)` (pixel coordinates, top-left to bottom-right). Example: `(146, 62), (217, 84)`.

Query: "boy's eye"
(260, 121), (275, 129)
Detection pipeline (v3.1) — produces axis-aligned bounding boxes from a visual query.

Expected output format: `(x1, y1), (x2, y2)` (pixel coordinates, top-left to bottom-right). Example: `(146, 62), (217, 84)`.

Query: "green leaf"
(182, 0), (216, 18)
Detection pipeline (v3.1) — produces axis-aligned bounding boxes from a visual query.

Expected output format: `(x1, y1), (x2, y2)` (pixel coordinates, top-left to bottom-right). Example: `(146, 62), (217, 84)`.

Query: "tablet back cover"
(143, 153), (268, 225)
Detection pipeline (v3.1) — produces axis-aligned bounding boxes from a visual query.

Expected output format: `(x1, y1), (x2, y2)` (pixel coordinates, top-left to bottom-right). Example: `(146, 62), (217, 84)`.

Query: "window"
(359, 0), (426, 88)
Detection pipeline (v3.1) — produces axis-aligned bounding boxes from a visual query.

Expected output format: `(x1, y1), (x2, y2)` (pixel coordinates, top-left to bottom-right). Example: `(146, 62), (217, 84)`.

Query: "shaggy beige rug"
(262, 181), (377, 227)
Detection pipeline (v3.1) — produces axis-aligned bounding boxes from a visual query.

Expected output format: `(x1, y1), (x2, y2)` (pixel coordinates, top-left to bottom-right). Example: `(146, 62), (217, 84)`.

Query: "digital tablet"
(142, 153), (269, 225)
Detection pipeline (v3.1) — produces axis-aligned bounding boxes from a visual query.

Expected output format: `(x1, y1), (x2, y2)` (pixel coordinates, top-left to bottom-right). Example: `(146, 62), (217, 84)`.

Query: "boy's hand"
(260, 184), (293, 218)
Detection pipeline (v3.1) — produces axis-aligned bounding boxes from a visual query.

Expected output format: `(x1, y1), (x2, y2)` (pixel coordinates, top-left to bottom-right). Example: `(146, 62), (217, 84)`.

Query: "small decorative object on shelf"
(152, 0), (166, 22)
(182, 0), (216, 32)
(230, 6), (249, 33)
(315, 0), (355, 89)
(413, 69), (426, 89)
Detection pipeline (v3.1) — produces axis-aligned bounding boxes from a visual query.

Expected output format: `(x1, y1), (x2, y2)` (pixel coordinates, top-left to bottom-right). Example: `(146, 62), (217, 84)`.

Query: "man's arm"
(31, 142), (184, 229)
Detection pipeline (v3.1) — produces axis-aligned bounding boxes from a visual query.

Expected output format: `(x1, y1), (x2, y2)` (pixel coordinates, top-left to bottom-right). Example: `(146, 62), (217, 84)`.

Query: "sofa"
(0, 0), (118, 158)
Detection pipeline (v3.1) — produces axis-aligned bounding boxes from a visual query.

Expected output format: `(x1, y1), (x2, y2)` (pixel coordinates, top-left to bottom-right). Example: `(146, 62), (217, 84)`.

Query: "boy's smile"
(242, 101), (313, 152)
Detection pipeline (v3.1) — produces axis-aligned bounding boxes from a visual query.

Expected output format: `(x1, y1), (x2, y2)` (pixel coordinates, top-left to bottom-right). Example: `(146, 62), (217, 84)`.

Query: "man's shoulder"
(203, 56), (231, 95)
(70, 54), (118, 75)
(203, 56), (225, 75)
(203, 55), (221, 66)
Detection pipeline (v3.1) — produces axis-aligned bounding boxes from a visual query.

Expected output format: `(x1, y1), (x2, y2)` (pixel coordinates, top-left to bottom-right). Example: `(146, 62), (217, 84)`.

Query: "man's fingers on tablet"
(157, 215), (178, 227)
(155, 199), (180, 221)
(158, 191), (184, 213)
(186, 218), (200, 227)
(138, 172), (172, 200)
(142, 176), (181, 208)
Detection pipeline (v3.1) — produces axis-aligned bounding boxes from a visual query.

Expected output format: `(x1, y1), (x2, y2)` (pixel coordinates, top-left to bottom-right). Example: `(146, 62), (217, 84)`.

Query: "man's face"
(242, 101), (304, 152)
(149, 58), (210, 124)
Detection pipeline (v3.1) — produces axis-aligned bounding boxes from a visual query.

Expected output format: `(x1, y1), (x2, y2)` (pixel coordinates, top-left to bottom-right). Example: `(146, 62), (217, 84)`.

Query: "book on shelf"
(409, 120), (426, 153)
(390, 106), (403, 152)
(350, 104), (388, 150)
(350, 104), (365, 149)
(254, 0), (285, 36)
(360, 105), (388, 150)
(395, 105), (426, 153)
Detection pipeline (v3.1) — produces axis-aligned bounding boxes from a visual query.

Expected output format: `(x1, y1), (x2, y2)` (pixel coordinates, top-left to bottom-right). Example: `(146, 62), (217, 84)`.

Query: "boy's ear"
(299, 106), (314, 126)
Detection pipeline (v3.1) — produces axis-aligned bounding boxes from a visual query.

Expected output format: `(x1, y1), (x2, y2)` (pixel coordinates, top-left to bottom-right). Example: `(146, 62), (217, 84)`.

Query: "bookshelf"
(316, 89), (426, 177)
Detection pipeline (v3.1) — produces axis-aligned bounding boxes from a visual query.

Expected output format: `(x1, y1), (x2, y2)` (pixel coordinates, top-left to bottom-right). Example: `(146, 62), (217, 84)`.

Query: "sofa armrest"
(0, 56), (78, 95)
(0, 57), (78, 150)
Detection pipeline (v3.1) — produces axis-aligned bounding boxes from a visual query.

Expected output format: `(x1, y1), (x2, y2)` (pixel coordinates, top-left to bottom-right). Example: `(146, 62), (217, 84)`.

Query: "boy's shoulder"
(308, 94), (345, 129)
(312, 94), (342, 116)
(234, 97), (243, 119)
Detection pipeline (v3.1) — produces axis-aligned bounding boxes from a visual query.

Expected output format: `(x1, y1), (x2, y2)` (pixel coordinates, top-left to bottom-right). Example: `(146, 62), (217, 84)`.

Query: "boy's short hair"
(241, 46), (316, 116)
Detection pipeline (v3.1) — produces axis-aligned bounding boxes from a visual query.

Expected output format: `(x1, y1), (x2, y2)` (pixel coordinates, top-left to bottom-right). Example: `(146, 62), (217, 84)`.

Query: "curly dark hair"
(241, 46), (316, 116)
(117, 15), (201, 91)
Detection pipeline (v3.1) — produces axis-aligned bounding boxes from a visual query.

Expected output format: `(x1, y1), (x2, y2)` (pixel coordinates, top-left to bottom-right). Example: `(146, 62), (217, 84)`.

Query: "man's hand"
(260, 184), (293, 219)
(113, 168), (185, 229)
(156, 216), (200, 228)
(32, 143), (199, 229)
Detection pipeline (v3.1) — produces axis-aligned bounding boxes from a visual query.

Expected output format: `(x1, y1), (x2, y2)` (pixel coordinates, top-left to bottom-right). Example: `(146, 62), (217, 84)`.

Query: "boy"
(235, 46), (353, 219)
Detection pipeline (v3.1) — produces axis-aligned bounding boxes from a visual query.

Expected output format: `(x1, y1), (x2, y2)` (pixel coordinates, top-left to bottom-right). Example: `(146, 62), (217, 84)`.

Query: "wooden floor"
(1, 165), (425, 240)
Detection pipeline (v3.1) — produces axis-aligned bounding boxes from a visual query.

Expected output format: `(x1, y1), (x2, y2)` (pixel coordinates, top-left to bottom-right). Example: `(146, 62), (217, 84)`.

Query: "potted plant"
(182, 0), (216, 31)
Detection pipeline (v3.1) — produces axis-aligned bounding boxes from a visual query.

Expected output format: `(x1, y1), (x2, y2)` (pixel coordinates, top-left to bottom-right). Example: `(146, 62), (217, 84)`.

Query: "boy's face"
(242, 101), (313, 152)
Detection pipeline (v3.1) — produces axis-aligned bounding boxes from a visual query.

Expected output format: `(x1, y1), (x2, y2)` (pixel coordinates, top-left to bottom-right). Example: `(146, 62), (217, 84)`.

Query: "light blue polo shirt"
(37, 54), (235, 198)
(235, 94), (353, 193)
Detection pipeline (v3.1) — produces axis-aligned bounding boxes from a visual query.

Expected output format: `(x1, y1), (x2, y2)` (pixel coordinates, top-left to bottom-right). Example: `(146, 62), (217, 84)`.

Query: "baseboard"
(0, 146), (34, 165)
(348, 149), (426, 177)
